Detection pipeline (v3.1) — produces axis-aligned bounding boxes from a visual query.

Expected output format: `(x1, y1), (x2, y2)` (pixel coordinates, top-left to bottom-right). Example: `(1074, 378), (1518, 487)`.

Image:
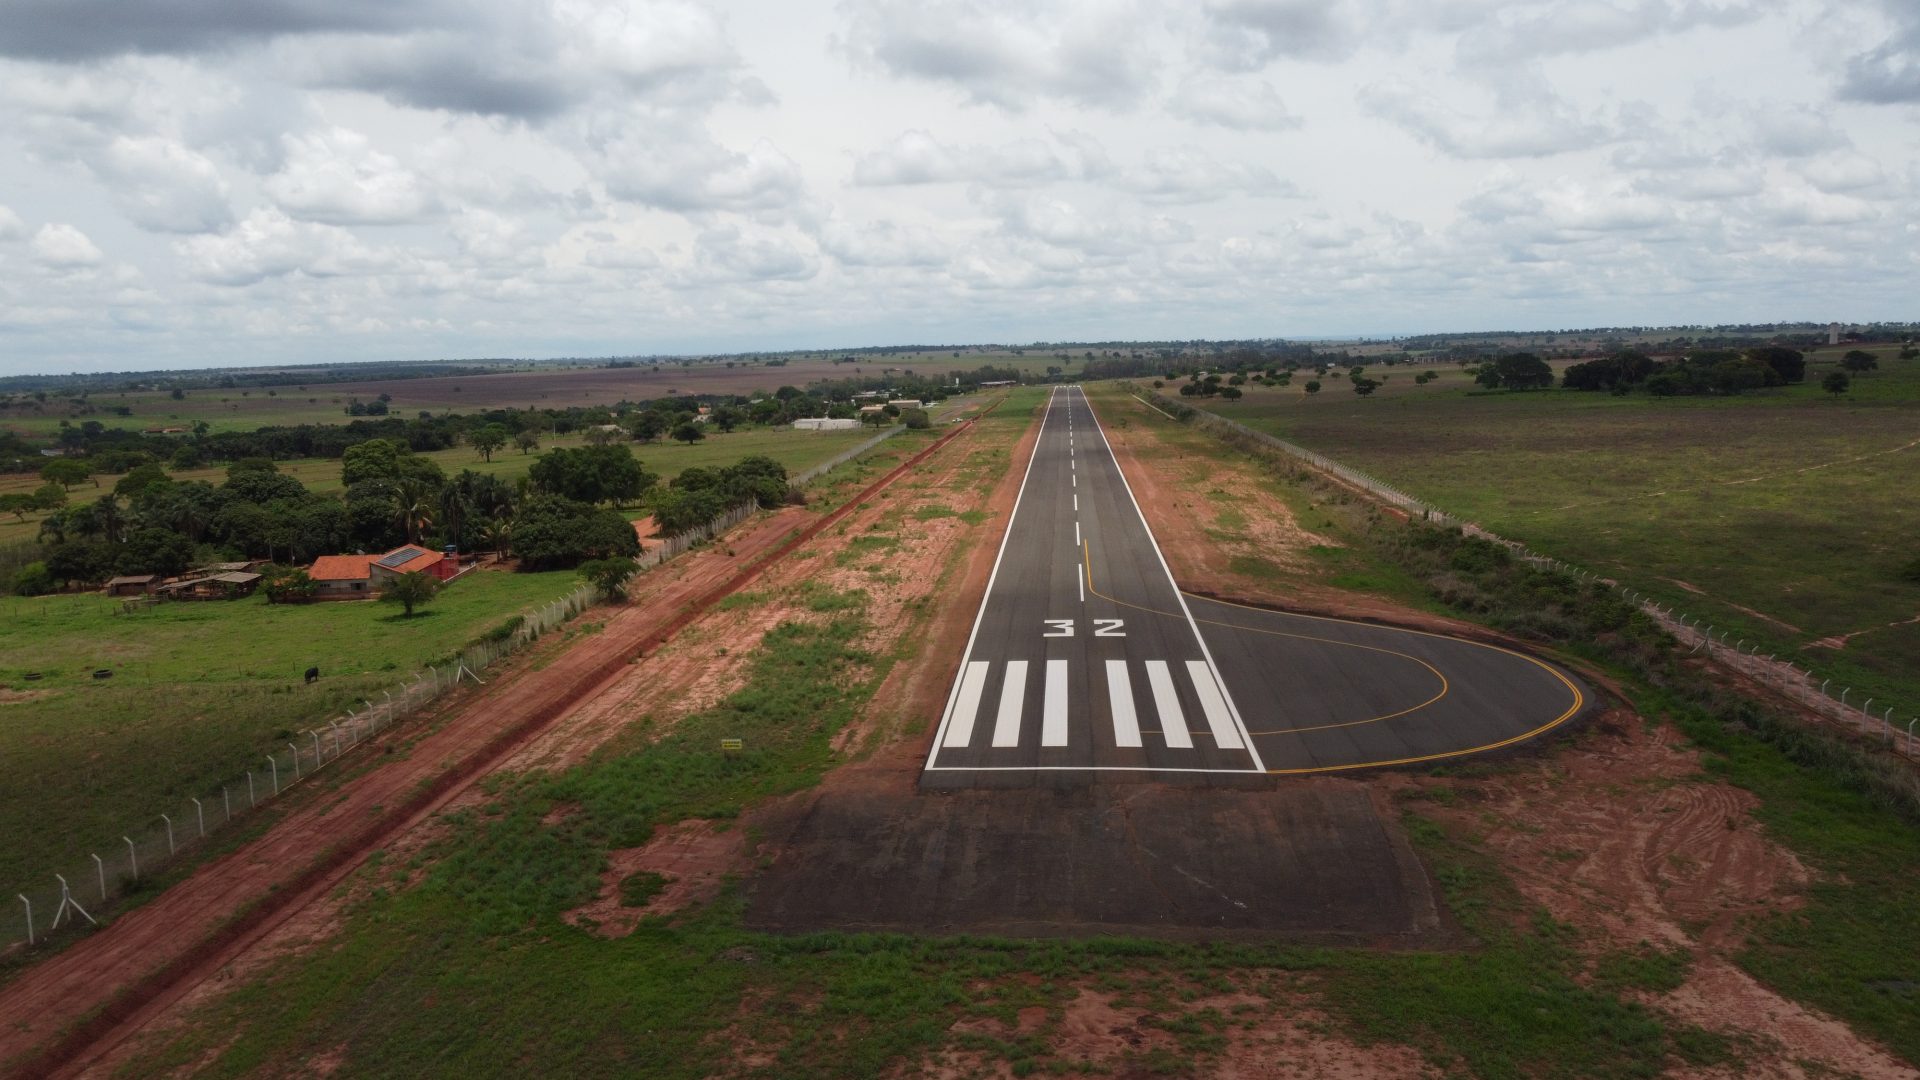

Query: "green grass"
(0, 570), (581, 892)
(100, 394), (1781, 1078)
(1105, 380), (1920, 1069)
(1182, 345), (1920, 722)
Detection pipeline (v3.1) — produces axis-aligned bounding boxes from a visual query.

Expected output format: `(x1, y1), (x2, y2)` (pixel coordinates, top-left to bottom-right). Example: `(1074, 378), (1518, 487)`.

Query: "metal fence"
(6, 425), (922, 951)
(1133, 387), (1920, 761)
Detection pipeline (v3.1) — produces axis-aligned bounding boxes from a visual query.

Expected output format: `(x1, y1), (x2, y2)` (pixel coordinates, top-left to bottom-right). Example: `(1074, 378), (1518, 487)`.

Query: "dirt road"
(0, 420), (981, 1079)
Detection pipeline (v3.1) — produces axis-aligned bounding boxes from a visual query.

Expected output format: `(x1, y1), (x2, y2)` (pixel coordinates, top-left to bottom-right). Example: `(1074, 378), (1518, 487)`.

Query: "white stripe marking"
(1043, 660), (1068, 746)
(1079, 388), (1266, 771)
(924, 389), (1056, 767)
(1073, 493), (1078, 511)
(1074, 520), (1080, 545)
(1186, 660), (1244, 749)
(1145, 661), (1192, 748)
(992, 660), (1028, 747)
(1072, 474), (1076, 488)
(1106, 661), (1141, 748)
(943, 661), (991, 747)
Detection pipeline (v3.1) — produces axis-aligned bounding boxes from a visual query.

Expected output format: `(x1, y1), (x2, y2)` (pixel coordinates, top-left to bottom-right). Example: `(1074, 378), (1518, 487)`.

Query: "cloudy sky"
(0, 0), (1915, 374)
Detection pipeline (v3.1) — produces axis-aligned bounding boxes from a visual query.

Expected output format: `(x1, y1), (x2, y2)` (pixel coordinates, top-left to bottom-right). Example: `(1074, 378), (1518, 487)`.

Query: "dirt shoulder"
(76, 413), (1020, 1077)
(6, 420), (982, 1079)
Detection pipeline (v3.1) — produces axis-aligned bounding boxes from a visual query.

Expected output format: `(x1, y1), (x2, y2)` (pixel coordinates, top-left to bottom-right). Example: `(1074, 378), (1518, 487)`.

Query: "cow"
(304, 666), (320, 684)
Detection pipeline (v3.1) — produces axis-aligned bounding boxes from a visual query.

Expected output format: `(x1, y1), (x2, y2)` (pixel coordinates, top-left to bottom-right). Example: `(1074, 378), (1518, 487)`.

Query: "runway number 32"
(1042, 619), (1126, 637)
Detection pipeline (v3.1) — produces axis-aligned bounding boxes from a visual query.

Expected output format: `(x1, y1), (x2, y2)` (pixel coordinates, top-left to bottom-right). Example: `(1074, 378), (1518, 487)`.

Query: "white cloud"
(1360, 78), (1619, 159)
(264, 127), (439, 225)
(92, 135), (233, 233)
(817, 218), (949, 267)
(175, 208), (392, 285)
(1168, 76), (1302, 131)
(30, 223), (104, 267)
(835, 0), (1163, 110)
(0, 0), (1913, 372)
(595, 130), (803, 213)
(851, 129), (1111, 186)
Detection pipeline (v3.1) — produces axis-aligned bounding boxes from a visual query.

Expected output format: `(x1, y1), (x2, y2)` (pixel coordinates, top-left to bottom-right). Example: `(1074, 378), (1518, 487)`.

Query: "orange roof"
(309, 554), (377, 581)
(380, 547), (443, 574)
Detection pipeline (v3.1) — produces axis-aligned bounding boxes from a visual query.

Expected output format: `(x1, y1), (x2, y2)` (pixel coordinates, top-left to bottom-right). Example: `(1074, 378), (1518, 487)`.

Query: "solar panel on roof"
(377, 547), (425, 569)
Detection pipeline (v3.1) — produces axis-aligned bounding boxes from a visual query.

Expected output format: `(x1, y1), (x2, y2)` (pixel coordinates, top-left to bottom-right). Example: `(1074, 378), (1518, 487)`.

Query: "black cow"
(304, 666), (320, 684)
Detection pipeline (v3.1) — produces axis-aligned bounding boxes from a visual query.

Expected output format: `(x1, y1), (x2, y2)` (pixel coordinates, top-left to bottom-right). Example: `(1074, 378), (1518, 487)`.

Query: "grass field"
(1182, 343), (1920, 724)
(0, 424), (879, 546)
(0, 569), (582, 894)
(0, 349), (1068, 440)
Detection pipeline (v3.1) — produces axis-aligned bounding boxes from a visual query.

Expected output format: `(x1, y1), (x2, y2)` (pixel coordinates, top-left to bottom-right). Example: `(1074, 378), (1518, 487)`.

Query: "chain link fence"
(1130, 386), (1920, 762)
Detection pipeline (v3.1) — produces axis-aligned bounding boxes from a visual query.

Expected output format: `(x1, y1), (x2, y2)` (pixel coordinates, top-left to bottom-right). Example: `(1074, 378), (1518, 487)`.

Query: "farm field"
(0, 568), (581, 894)
(0, 424), (879, 546)
(1189, 342), (1920, 720)
(0, 348), (1062, 440)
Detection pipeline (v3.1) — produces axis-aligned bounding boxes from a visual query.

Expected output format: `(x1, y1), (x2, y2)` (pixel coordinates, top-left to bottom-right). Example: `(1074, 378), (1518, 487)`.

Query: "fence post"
(94, 853), (106, 902)
(269, 756), (278, 796)
(162, 814), (175, 856)
(192, 797), (205, 838)
(289, 742), (301, 779)
(223, 785), (231, 820)
(125, 836), (138, 880)
(17, 895), (29, 946)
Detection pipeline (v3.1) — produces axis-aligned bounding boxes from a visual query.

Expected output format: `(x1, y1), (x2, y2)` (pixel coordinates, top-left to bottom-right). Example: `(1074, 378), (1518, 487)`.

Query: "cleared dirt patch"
(1395, 714), (1913, 1078)
(563, 819), (750, 938)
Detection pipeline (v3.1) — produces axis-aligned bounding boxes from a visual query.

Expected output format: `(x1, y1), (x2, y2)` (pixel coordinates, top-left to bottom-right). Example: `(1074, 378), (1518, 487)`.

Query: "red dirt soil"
(79, 401), (1031, 1075)
(0, 416), (986, 1080)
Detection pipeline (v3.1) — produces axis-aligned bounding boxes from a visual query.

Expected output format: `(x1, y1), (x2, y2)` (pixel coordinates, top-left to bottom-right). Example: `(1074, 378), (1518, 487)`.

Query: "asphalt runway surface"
(921, 386), (1589, 788)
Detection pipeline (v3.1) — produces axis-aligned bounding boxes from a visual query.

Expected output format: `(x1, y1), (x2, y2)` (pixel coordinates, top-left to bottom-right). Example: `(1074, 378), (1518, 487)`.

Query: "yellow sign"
(720, 738), (743, 752)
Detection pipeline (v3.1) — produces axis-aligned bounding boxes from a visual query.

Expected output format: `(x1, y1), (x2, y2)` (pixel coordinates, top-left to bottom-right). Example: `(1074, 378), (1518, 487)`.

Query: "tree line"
(4, 437), (797, 596)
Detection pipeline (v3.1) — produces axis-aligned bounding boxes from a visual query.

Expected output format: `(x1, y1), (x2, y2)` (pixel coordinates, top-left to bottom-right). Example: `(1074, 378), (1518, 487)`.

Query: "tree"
(860, 410), (891, 427)
(514, 429), (541, 454)
(1747, 346), (1806, 384)
(379, 570), (441, 617)
(1823, 370), (1851, 397)
(40, 457), (91, 490)
(21, 481), (61, 519)
(1350, 377), (1381, 397)
(511, 493), (641, 570)
(529, 445), (655, 507)
(0, 494), (35, 521)
(392, 479), (436, 546)
(712, 406), (746, 433)
(470, 424), (509, 462)
(114, 462), (171, 499)
(630, 411), (667, 443)
(901, 407), (931, 429)
(262, 567), (318, 604)
(578, 558), (638, 602)
(115, 527), (195, 577)
(1475, 352), (1555, 391)
(1303, 380), (1321, 395)
(1841, 350), (1879, 374)
(670, 421), (705, 445)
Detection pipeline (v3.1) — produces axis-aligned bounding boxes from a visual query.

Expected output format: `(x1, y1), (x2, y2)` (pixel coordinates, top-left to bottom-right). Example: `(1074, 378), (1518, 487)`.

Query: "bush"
(11, 561), (55, 596)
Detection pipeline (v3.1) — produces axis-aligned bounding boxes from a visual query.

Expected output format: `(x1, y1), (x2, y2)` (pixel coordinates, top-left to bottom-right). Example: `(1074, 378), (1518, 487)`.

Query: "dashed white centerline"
(1074, 520), (1080, 545)
(1072, 493), (1078, 511)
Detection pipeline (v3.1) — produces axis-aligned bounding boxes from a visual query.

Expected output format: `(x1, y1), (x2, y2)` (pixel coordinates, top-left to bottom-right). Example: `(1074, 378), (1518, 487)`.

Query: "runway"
(921, 386), (1588, 787)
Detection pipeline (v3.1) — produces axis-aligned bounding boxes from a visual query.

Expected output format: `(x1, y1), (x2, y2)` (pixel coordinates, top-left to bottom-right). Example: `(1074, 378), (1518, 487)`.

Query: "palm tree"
(92, 494), (126, 545)
(392, 480), (435, 547)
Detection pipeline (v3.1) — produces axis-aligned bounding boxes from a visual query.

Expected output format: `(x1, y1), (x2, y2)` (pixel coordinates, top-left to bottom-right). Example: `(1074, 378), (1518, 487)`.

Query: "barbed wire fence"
(1129, 386), (1920, 762)
(5, 420), (939, 952)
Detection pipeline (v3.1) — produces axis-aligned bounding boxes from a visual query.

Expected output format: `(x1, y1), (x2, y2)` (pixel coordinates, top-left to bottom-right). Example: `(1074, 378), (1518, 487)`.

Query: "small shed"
(103, 574), (157, 597)
(155, 572), (261, 601)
